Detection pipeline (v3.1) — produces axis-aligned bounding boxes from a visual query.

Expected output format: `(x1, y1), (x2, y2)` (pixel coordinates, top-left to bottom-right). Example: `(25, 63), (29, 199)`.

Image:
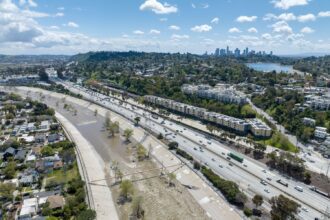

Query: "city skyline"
(0, 0), (330, 55)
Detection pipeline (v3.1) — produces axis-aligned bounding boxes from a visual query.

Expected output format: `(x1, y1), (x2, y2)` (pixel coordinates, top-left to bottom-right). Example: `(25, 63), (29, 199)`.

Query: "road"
(247, 98), (330, 177)
(58, 81), (329, 220)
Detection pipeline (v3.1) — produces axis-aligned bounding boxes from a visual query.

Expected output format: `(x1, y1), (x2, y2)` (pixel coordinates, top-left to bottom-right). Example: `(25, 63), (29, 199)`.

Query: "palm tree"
(134, 117), (141, 126)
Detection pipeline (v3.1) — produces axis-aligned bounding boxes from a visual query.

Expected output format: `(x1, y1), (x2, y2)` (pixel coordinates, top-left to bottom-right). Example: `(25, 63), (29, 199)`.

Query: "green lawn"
(262, 132), (298, 153)
(45, 163), (79, 186)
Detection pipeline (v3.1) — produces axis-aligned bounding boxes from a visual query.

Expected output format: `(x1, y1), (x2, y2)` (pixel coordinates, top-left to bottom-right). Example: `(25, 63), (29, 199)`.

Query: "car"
(262, 169), (267, 173)
(228, 163), (233, 166)
(221, 152), (225, 155)
(219, 164), (223, 168)
(207, 141), (211, 145)
(294, 186), (303, 192)
(226, 157), (231, 160)
(211, 158), (215, 161)
(243, 164), (247, 167)
(260, 180), (267, 186)
(200, 149), (204, 152)
(199, 140), (203, 143)
(172, 136), (175, 138)
(193, 147), (197, 150)
(266, 177), (272, 181)
(264, 189), (270, 193)
(204, 162), (208, 166)
(302, 207), (309, 212)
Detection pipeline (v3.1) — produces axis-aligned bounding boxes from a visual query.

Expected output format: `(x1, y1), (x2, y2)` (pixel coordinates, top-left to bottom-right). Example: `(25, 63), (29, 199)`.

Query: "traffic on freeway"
(60, 81), (329, 220)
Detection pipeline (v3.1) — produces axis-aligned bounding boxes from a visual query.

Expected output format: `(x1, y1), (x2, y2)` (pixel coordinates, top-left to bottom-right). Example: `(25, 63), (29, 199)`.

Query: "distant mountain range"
(0, 54), (70, 64)
(279, 52), (330, 58)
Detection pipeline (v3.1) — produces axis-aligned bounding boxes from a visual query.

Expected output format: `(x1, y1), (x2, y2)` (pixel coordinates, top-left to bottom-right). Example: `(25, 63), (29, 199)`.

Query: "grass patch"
(262, 132), (298, 153)
(45, 162), (79, 186)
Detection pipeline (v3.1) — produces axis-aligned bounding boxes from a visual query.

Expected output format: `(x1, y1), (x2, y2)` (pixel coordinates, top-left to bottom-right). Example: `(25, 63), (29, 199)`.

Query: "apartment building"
(182, 84), (247, 105)
(305, 95), (330, 111)
(144, 95), (271, 137)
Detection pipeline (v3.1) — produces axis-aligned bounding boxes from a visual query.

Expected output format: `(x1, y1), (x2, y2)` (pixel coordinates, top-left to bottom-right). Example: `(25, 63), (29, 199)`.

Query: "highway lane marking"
(77, 120), (98, 126)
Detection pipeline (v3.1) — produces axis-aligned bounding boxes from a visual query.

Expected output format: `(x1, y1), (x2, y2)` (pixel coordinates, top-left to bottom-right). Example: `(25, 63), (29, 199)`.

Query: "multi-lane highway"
(60, 81), (329, 219)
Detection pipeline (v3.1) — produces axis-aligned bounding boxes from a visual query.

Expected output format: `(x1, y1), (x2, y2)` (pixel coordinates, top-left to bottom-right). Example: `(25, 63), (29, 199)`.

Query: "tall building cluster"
(214, 46), (273, 57)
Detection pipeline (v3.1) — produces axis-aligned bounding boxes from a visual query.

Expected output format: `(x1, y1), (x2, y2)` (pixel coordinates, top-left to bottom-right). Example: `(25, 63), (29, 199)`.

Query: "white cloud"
(66, 22), (79, 28)
(248, 27), (258, 33)
(169, 25), (180, 30)
(211, 17), (219, 24)
(236, 15), (257, 22)
(300, 26), (314, 33)
(228, 27), (241, 33)
(191, 3), (196, 8)
(159, 17), (167, 22)
(133, 30), (144, 35)
(171, 34), (189, 41)
(278, 13), (296, 21)
(272, 0), (309, 10)
(318, 11), (330, 18)
(263, 13), (296, 21)
(139, 0), (177, 14)
(202, 3), (209, 9)
(262, 33), (272, 40)
(57, 7), (65, 11)
(49, 26), (59, 30)
(297, 13), (316, 22)
(19, 0), (37, 7)
(272, 21), (293, 34)
(191, 24), (212, 32)
(149, 29), (160, 34)
(55, 12), (64, 17)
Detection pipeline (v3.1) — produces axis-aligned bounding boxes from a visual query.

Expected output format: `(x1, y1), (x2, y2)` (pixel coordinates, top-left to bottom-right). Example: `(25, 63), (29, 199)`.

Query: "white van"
(295, 186), (303, 192)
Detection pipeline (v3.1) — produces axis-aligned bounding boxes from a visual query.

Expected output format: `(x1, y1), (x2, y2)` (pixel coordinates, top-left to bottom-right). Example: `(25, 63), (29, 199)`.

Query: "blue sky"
(0, 0), (329, 55)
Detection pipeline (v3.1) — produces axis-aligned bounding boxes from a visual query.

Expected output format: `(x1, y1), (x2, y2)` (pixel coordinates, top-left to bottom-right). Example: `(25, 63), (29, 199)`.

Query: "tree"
(108, 121), (119, 137)
(167, 172), (176, 187)
(120, 180), (134, 200)
(77, 209), (96, 220)
(168, 141), (178, 150)
(41, 146), (55, 156)
(157, 133), (163, 139)
(0, 183), (15, 201)
(131, 195), (144, 219)
(270, 194), (300, 220)
(39, 72), (49, 81)
(123, 128), (134, 142)
(252, 194), (263, 208)
(4, 161), (16, 179)
(137, 144), (147, 161)
(134, 116), (141, 126)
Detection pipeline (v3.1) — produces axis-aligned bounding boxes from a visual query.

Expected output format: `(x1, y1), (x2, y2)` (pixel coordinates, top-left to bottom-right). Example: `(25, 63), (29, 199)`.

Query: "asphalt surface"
(57, 81), (330, 220)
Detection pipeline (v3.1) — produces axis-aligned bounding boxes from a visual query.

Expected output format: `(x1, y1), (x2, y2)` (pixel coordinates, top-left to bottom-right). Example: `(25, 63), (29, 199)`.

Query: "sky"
(0, 0), (330, 55)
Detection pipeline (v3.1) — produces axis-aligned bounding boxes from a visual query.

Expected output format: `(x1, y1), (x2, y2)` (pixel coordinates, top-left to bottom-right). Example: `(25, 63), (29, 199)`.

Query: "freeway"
(60, 81), (329, 220)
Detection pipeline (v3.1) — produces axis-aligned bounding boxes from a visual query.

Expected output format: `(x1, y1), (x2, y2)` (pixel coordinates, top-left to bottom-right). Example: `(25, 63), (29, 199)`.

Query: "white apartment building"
(314, 127), (328, 139)
(144, 95), (271, 137)
(305, 95), (330, 111)
(182, 84), (247, 105)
